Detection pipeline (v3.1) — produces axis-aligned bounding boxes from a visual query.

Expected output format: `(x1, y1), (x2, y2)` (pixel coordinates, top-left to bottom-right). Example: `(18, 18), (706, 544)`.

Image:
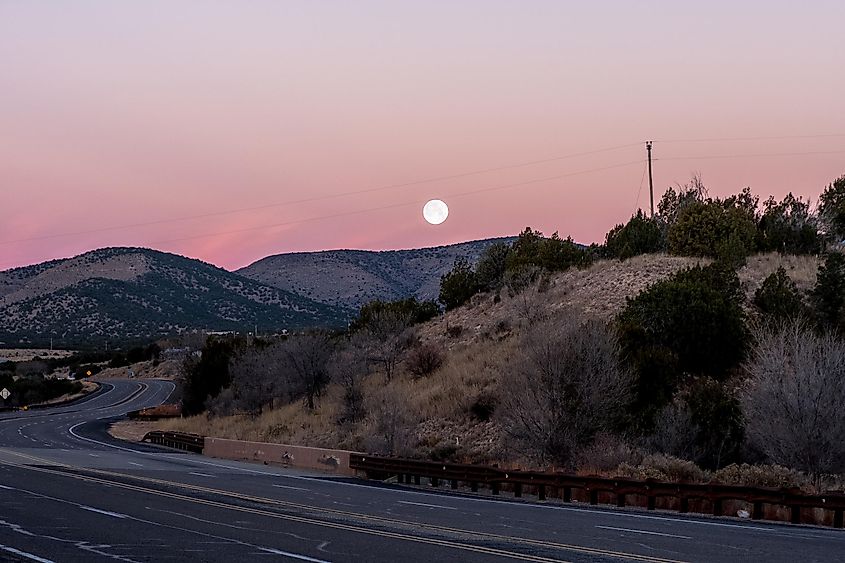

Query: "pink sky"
(2, 1), (844, 271)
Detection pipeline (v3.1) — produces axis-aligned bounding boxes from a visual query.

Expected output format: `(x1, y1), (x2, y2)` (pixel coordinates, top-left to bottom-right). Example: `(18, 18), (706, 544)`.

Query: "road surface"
(0, 379), (842, 562)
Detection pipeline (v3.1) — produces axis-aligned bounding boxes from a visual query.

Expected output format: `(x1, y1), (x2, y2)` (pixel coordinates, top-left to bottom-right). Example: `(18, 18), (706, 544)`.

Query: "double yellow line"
(0, 450), (685, 563)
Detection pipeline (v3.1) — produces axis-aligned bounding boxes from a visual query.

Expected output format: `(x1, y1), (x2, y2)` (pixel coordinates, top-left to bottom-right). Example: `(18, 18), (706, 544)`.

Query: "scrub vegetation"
(161, 174), (845, 492)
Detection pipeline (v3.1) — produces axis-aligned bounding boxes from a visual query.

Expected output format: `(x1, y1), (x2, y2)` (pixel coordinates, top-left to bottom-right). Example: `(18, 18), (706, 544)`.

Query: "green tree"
(475, 242), (512, 290)
(757, 193), (821, 254)
(811, 252), (845, 330)
(667, 200), (757, 264)
(439, 258), (479, 311)
(818, 175), (845, 241)
(618, 264), (748, 430)
(182, 336), (245, 415)
(753, 267), (805, 323)
(506, 227), (590, 272)
(605, 210), (665, 259)
(684, 378), (744, 469)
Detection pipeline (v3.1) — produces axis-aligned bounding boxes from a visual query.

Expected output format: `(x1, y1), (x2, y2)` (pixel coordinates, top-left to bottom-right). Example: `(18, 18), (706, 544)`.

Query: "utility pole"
(646, 140), (655, 217)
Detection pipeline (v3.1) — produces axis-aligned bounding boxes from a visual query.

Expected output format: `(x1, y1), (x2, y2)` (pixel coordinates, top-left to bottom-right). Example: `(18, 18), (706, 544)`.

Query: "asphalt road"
(0, 379), (843, 562)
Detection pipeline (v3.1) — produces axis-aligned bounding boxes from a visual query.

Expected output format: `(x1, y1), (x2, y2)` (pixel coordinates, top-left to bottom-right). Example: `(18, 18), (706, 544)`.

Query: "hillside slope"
(237, 238), (514, 311)
(0, 247), (345, 347)
(158, 252), (822, 462)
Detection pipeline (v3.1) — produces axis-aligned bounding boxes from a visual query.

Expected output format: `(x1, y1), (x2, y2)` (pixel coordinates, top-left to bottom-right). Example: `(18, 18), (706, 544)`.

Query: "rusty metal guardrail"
(142, 430), (204, 453)
(350, 455), (845, 528)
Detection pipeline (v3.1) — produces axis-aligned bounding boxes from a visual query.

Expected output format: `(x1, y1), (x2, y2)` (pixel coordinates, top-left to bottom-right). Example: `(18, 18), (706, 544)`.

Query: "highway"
(0, 380), (842, 562)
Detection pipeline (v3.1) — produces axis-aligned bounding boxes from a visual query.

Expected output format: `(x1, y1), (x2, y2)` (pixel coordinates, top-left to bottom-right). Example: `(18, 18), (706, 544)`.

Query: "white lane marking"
(0, 485), (15, 490)
(397, 500), (457, 511)
(128, 462), (144, 467)
(257, 547), (330, 562)
(596, 525), (692, 539)
(277, 475), (841, 539)
(0, 544), (56, 563)
(79, 505), (128, 519)
(89, 454), (100, 457)
(272, 484), (309, 491)
(189, 472), (215, 478)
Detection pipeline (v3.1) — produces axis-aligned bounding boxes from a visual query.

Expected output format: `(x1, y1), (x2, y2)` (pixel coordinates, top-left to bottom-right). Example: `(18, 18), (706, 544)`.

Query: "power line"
(633, 160), (648, 215)
(147, 159), (645, 246)
(656, 133), (845, 143)
(0, 141), (641, 247)
(656, 149), (845, 161)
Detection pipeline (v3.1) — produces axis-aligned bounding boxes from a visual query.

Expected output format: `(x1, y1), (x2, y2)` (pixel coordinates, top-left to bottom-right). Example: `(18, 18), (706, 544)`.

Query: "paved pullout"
(0, 379), (842, 562)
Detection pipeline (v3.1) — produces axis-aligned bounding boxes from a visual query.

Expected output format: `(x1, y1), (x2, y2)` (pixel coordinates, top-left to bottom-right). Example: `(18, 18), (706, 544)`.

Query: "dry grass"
(738, 252), (820, 299)
(156, 252), (823, 467)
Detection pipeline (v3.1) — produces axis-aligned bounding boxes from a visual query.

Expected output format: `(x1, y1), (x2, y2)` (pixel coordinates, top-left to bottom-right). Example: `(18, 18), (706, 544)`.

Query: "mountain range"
(0, 238), (509, 347)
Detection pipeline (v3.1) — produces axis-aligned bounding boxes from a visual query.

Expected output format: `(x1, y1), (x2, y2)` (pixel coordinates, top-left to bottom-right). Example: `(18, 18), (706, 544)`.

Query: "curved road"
(0, 380), (842, 562)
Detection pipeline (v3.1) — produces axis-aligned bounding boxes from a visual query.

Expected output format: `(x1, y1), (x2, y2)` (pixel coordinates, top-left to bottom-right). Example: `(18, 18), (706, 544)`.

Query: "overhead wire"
(148, 159), (645, 246)
(0, 141), (641, 247)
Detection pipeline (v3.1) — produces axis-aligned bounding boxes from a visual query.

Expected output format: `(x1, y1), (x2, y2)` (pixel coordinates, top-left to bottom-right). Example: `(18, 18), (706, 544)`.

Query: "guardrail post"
(538, 485), (546, 501)
(414, 475), (420, 486)
(616, 493), (625, 508)
(514, 483), (522, 498)
(492, 482), (500, 495)
(752, 501), (763, 520)
(791, 505), (801, 524)
(712, 498), (723, 517)
(647, 495), (656, 511)
(470, 481), (478, 492)
(431, 477), (439, 487)
(679, 497), (688, 513)
(834, 509), (843, 529)
(563, 487), (571, 503)
(451, 479), (458, 490)
(589, 489), (598, 505)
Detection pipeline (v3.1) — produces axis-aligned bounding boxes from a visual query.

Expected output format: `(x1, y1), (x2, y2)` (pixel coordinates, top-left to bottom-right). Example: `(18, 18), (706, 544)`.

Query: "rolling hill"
(237, 237), (514, 311)
(0, 247), (346, 347)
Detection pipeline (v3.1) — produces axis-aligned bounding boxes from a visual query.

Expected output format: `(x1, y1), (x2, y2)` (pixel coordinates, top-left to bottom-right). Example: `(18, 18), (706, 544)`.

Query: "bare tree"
(284, 331), (334, 410)
(223, 343), (290, 416)
(743, 320), (845, 484)
(366, 386), (412, 456)
(362, 309), (415, 381)
(498, 314), (633, 468)
(329, 337), (370, 423)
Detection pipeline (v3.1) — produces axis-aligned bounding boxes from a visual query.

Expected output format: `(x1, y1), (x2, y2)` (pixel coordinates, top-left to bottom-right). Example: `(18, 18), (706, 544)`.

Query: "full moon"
(423, 199), (449, 225)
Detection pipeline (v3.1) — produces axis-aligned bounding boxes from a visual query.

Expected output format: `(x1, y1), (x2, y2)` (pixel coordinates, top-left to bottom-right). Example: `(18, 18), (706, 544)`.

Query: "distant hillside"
(0, 248), (346, 347)
(237, 238), (515, 312)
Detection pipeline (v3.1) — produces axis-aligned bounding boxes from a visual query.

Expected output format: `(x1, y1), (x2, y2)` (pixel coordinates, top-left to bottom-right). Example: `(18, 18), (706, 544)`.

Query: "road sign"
(0, 388), (9, 400)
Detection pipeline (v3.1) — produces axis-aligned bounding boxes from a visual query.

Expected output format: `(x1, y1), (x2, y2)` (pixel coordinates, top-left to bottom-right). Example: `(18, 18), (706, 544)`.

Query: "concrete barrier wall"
(204, 437), (363, 476)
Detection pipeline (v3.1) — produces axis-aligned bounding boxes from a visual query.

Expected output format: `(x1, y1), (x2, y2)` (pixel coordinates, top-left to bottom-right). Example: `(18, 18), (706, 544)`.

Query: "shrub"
(753, 267), (805, 322)
(353, 298), (438, 331)
(743, 320), (845, 481)
(469, 390), (498, 421)
(498, 315), (633, 467)
(406, 342), (445, 378)
(616, 454), (707, 483)
(618, 263), (748, 431)
(712, 463), (801, 489)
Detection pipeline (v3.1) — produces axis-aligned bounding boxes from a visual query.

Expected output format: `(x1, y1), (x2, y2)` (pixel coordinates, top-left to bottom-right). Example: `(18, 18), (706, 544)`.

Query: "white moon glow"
(423, 199), (449, 225)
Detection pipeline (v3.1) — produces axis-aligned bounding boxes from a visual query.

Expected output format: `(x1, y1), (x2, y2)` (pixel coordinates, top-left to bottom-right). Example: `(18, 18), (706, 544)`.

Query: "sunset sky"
(2, 1), (844, 271)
